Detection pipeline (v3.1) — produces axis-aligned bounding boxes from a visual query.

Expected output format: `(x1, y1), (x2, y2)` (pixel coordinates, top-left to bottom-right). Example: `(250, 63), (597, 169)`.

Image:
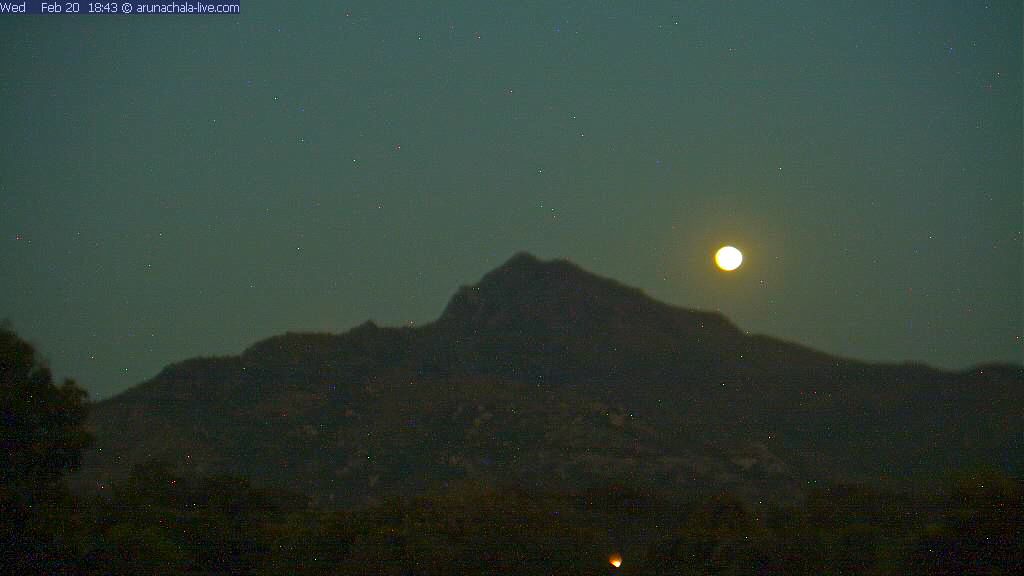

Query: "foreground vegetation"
(9, 461), (1021, 575)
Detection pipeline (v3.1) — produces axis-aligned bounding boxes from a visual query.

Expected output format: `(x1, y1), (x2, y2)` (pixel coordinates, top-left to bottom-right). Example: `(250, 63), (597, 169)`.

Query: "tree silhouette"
(0, 323), (93, 574)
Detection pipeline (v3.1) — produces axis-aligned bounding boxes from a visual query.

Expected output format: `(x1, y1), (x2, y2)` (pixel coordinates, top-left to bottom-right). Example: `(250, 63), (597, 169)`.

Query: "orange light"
(609, 553), (623, 568)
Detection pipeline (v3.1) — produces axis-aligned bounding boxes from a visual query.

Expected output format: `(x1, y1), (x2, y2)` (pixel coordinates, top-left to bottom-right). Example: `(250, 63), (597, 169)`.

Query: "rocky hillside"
(79, 253), (1023, 505)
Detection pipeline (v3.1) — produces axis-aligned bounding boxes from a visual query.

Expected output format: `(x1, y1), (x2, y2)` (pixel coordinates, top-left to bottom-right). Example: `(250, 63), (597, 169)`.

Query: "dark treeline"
(15, 465), (1024, 575)
(3, 325), (1022, 575)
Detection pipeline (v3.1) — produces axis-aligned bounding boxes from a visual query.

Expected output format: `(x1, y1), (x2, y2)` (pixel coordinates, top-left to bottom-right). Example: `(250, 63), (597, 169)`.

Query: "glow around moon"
(715, 246), (743, 271)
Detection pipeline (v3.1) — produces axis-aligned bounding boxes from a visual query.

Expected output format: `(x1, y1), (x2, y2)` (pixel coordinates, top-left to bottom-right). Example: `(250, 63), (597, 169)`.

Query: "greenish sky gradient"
(1, 1), (1020, 398)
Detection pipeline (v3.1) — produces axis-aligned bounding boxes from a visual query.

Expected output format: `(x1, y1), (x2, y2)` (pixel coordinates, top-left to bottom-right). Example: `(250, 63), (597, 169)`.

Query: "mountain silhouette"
(79, 253), (1023, 504)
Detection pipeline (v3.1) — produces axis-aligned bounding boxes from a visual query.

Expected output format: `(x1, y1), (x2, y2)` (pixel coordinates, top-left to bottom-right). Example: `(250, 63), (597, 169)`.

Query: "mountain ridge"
(79, 252), (1024, 505)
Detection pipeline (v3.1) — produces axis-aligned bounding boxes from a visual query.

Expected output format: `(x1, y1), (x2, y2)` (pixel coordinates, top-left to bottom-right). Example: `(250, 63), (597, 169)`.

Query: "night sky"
(1, 1), (1020, 399)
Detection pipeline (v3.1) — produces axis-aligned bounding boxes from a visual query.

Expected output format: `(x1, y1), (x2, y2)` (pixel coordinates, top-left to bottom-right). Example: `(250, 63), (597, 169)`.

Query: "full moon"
(714, 246), (743, 271)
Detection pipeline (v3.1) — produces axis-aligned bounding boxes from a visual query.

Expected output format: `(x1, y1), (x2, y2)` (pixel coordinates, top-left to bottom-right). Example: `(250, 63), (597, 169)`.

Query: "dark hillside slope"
(80, 253), (1023, 504)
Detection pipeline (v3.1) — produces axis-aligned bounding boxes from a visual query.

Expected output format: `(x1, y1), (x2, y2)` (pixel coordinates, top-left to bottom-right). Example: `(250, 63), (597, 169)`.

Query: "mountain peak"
(476, 251), (579, 287)
(435, 252), (736, 339)
(500, 250), (544, 268)
(476, 252), (583, 291)
(438, 253), (622, 327)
